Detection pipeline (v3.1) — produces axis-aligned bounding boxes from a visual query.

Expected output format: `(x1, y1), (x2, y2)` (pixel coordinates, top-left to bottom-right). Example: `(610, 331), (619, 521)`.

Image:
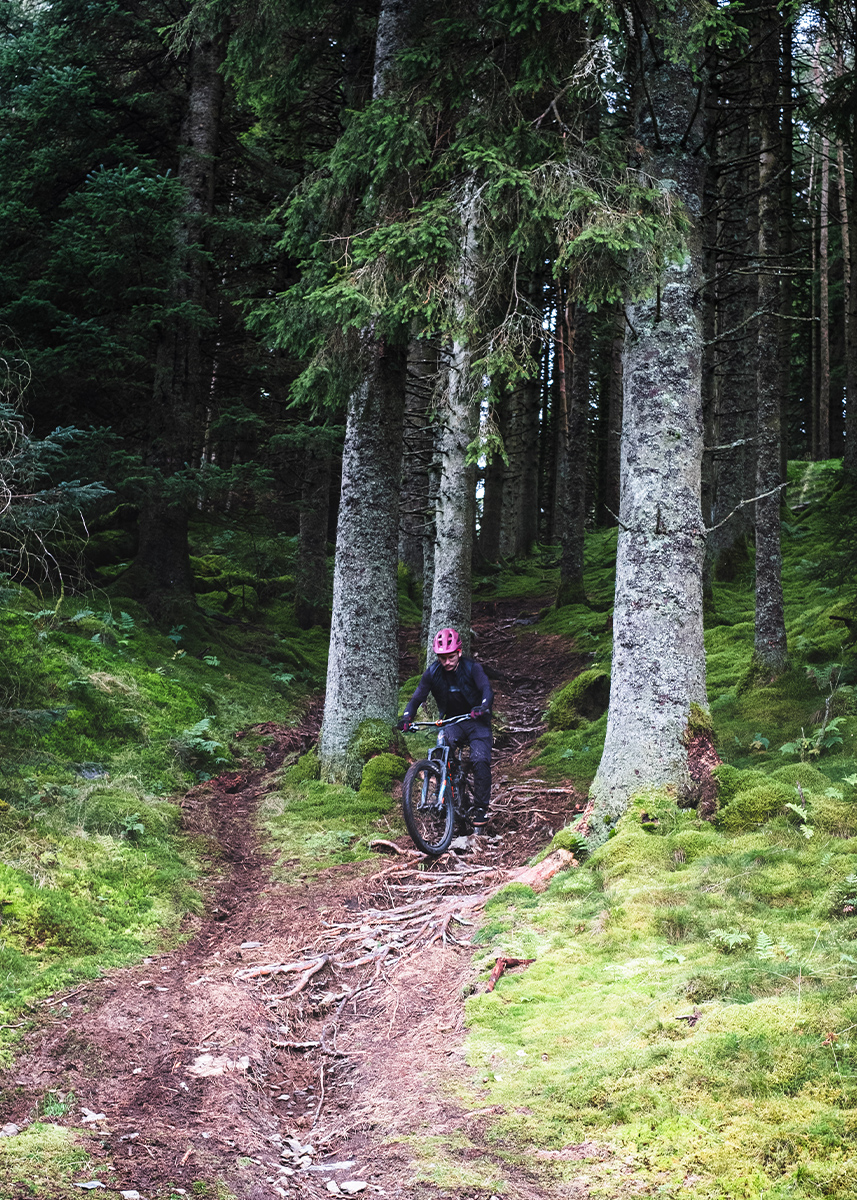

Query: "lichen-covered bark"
(589, 7), (708, 837)
(319, 0), (416, 781)
(427, 178), (480, 657)
(319, 334), (406, 781)
(753, 6), (789, 673)
(428, 337), (478, 656)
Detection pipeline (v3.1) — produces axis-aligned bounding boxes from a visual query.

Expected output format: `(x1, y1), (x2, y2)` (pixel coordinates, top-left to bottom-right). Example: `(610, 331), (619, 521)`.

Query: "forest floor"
(2, 600), (591, 1200)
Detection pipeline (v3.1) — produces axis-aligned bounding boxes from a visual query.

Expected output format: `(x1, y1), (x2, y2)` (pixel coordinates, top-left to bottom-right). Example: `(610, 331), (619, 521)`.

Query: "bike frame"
(405, 715), (470, 810)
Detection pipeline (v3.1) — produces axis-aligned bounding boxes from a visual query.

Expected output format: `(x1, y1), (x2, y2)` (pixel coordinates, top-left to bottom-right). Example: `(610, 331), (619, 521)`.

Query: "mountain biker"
(397, 627), (494, 829)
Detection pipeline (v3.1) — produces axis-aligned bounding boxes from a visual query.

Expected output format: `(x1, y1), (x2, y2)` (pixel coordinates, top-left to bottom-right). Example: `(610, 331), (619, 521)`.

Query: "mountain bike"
(400, 714), (478, 855)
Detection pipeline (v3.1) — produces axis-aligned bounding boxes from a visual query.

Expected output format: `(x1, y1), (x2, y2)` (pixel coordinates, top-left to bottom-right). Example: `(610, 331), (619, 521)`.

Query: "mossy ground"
(259, 750), (408, 881)
(0, 1121), (100, 1198)
(462, 804), (857, 1198)
(0, 521), (329, 1054)
(456, 461), (857, 1197)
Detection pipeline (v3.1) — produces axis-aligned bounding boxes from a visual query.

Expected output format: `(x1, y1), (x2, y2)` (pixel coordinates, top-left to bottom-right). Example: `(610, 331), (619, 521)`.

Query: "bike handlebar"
(401, 714), (472, 730)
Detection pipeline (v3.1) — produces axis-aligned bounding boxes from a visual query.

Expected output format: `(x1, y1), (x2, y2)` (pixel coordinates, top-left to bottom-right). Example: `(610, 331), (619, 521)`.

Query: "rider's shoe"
(471, 807), (490, 829)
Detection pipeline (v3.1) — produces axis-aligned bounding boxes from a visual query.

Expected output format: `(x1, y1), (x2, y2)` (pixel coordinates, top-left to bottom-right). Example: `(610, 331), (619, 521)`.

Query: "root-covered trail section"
(2, 601), (590, 1200)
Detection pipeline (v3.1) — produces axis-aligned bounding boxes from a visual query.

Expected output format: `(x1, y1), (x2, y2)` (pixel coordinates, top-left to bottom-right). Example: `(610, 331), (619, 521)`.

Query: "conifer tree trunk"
(319, 0), (415, 783)
(550, 288), (571, 546)
(779, 18), (794, 482)
(399, 336), (436, 579)
(599, 307), (623, 527)
(589, 4), (708, 836)
(707, 57), (754, 579)
(131, 29), (225, 613)
(557, 306), (592, 606)
(819, 129), (831, 460)
(519, 361), (542, 552)
(838, 137), (852, 447)
(753, 4), (789, 674)
(427, 179), (480, 656)
(499, 372), (541, 557)
(846, 124), (857, 472)
(294, 452), (331, 630)
(479, 388), (507, 563)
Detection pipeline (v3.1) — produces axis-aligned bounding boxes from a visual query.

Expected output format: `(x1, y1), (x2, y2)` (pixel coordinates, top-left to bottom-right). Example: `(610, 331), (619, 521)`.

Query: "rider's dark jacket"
(402, 657), (493, 724)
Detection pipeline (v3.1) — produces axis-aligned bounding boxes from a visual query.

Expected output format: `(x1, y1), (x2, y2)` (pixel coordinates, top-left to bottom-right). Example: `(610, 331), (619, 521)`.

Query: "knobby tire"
(402, 759), (454, 855)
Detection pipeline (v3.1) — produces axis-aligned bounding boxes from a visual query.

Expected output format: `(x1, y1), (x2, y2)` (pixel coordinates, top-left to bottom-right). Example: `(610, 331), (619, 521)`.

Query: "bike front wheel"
(402, 759), (454, 855)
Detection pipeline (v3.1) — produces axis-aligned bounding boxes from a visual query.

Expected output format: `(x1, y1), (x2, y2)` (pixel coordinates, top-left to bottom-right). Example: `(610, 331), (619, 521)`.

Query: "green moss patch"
(261, 752), (407, 878)
(460, 811), (857, 1198)
(0, 1122), (101, 1198)
(546, 668), (609, 731)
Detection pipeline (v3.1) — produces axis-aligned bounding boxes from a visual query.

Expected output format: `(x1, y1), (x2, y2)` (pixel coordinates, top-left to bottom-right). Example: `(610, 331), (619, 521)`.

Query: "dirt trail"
(2, 601), (589, 1200)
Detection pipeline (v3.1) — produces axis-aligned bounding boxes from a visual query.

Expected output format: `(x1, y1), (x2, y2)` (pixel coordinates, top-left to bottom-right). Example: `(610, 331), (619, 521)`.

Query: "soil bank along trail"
(2, 601), (589, 1200)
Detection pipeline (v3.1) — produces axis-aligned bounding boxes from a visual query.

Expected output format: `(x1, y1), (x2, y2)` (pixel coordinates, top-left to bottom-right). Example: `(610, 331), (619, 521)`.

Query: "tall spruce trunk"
(753, 6), (789, 674)
(557, 306), (592, 606)
(707, 63), (755, 581)
(132, 30), (225, 611)
(499, 371), (541, 557)
(479, 387), (507, 563)
(819, 129), (831, 460)
(427, 185), (480, 656)
(550, 288), (571, 546)
(846, 121), (857, 473)
(320, 332), (407, 782)
(319, 0), (415, 783)
(399, 336), (437, 578)
(294, 452), (332, 630)
(779, 19), (794, 481)
(599, 307), (623, 527)
(589, 7), (708, 836)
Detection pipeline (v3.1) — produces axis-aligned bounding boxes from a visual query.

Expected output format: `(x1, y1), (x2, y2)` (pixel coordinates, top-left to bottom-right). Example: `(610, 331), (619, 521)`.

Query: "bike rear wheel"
(402, 759), (454, 855)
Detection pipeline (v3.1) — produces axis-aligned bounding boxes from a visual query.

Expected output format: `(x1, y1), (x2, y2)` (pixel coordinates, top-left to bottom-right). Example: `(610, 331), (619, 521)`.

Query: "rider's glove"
(397, 715), (412, 732)
(469, 706), (489, 720)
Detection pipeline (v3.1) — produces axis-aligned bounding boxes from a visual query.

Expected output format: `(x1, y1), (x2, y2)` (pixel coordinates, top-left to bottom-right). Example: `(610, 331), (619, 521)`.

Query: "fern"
(709, 928), (750, 953)
(755, 930), (796, 960)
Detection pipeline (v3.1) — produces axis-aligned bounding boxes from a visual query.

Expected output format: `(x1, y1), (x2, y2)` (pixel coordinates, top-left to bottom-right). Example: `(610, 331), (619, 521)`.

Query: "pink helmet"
(433, 627), (462, 654)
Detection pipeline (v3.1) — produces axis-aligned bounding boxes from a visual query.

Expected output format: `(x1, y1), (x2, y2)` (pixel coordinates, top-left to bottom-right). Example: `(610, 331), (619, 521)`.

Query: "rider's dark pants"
(443, 719), (492, 810)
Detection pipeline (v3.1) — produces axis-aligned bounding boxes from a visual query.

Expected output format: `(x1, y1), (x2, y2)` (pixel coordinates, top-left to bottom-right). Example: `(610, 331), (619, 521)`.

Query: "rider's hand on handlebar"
(469, 706), (489, 720)
(396, 716), (412, 732)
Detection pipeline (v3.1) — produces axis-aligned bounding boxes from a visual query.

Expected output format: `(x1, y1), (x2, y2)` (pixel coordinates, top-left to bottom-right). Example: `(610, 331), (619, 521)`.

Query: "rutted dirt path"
(2, 601), (589, 1200)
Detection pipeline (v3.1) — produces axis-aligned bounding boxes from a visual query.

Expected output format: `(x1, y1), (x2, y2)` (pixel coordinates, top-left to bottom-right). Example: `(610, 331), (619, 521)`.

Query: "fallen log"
(486, 956), (535, 993)
(506, 848), (576, 892)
